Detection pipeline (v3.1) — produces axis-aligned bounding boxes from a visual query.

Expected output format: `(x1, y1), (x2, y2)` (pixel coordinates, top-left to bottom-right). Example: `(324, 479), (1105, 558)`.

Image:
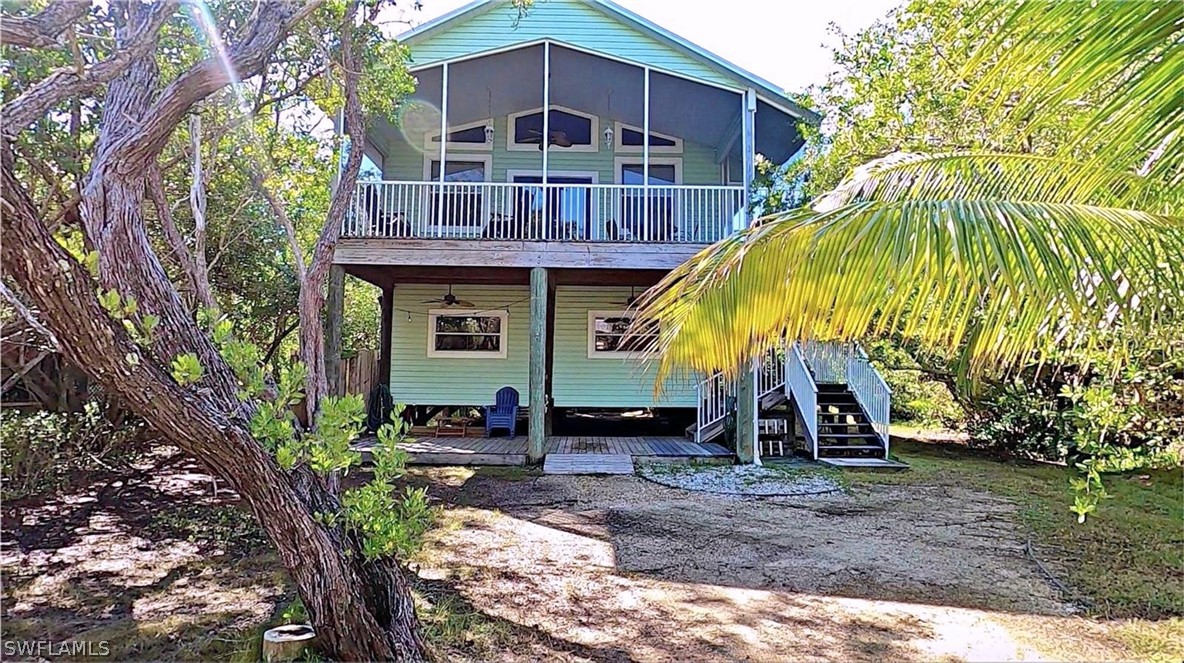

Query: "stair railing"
(695, 371), (730, 444)
(786, 342), (819, 460)
(757, 344), (787, 400)
(802, 340), (849, 383)
(846, 343), (892, 455)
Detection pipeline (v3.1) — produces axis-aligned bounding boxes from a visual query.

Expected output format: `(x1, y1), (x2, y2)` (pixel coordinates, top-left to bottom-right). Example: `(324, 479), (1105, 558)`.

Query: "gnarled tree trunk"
(0, 1), (426, 659)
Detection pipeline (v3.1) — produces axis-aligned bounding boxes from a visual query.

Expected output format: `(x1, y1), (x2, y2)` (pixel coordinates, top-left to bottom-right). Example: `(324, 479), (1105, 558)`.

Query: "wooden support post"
(736, 359), (757, 463)
(528, 267), (548, 462)
(377, 283), (394, 387)
(325, 264), (346, 397)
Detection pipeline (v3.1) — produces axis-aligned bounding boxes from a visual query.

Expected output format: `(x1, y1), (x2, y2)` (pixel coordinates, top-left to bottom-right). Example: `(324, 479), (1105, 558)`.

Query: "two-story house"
(328, 0), (893, 467)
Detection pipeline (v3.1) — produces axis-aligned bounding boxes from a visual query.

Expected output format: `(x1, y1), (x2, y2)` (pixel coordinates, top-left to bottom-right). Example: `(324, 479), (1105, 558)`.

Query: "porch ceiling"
(369, 43), (802, 164)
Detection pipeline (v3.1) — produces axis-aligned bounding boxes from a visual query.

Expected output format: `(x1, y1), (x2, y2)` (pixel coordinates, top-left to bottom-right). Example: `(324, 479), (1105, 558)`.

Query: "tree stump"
(262, 624), (317, 662)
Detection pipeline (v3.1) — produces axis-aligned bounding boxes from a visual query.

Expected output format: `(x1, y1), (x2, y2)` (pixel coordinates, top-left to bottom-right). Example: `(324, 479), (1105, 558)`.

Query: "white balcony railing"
(344, 180), (746, 243)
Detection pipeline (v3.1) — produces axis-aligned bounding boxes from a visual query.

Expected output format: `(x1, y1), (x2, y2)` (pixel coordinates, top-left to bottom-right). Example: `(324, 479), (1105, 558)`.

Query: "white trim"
(423, 117), (494, 152)
(506, 169), (599, 183)
(613, 156), (682, 184)
(427, 308), (509, 359)
(614, 121), (682, 154)
(507, 104), (601, 153)
(586, 310), (657, 359)
(421, 154), (494, 182)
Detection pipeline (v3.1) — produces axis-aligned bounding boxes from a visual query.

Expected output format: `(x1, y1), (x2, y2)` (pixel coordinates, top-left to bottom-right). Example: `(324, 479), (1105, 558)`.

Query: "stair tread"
(819, 444), (884, 451)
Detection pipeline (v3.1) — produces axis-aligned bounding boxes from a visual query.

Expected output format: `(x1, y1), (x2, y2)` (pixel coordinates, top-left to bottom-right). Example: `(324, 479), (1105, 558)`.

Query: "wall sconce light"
(603, 125), (614, 147)
(484, 124), (494, 143)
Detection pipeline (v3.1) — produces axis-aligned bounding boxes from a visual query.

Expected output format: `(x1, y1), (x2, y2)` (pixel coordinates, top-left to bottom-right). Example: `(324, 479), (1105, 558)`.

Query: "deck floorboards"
(354, 434), (732, 466)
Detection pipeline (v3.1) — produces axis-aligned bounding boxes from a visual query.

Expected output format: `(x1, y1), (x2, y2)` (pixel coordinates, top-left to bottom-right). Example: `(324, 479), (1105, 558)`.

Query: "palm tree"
(636, 1), (1183, 390)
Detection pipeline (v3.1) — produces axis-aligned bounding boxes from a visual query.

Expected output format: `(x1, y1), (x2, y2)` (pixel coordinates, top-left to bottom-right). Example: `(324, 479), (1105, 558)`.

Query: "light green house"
(329, 0), (819, 462)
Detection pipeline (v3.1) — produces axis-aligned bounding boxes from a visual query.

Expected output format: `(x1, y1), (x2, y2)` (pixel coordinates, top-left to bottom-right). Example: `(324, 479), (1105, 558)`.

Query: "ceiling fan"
(601, 288), (643, 324)
(521, 128), (573, 150)
(422, 285), (474, 308)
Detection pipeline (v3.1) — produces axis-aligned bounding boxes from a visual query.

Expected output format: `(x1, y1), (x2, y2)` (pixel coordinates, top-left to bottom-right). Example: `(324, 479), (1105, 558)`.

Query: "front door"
(511, 175), (593, 240)
(428, 159), (488, 237)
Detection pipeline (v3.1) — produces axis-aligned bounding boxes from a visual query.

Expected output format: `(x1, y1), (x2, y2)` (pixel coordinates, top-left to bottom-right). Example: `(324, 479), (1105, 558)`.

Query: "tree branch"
(0, 0), (90, 49)
(1, 1), (179, 134)
(100, 1), (323, 174)
(0, 282), (60, 350)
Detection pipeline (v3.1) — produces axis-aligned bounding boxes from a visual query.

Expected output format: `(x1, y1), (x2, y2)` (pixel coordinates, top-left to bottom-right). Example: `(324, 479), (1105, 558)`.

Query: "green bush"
(967, 382), (1070, 459)
(967, 323), (1184, 471)
(0, 401), (143, 499)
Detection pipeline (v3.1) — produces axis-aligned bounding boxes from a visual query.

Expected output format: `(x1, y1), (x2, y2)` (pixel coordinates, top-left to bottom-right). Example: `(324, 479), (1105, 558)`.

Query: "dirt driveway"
(416, 468), (1133, 662)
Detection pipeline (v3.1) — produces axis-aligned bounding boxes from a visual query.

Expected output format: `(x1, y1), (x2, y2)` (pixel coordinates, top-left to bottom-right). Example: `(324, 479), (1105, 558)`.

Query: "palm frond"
(815, 152), (1168, 212)
(967, 1), (1184, 183)
(635, 200), (1184, 390)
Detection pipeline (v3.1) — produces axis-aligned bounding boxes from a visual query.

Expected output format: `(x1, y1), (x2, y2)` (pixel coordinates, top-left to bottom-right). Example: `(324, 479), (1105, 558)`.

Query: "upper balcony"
(332, 39), (809, 271)
(344, 180), (746, 243)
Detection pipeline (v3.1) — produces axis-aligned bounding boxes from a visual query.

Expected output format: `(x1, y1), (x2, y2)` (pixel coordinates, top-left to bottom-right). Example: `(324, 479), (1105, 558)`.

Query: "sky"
(385, 0), (902, 93)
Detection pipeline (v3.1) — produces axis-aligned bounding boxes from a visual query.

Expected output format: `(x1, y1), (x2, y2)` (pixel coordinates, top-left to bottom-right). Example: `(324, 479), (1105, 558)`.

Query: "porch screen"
(429, 310), (507, 358)
(588, 312), (658, 356)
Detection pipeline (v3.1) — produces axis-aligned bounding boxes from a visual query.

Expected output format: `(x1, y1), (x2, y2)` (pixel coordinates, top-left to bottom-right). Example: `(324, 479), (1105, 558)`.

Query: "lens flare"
(396, 99), (442, 155)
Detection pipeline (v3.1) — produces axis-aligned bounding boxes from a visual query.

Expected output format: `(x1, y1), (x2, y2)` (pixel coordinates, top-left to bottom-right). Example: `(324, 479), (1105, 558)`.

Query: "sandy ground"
(1, 460), (1141, 662)
(415, 468), (1135, 662)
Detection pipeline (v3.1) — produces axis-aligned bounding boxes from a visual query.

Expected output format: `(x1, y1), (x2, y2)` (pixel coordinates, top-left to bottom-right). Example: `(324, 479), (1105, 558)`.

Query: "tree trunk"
(2, 145), (427, 662)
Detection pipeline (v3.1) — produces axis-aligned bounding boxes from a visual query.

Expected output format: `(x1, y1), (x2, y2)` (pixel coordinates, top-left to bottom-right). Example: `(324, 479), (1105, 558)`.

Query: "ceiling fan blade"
(455, 299), (475, 308)
(421, 298), (445, 304)
(551, 131), (573, 147)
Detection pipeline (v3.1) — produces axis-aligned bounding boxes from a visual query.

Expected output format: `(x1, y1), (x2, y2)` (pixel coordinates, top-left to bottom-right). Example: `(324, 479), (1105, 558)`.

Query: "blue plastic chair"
(484, 386), (519, 437)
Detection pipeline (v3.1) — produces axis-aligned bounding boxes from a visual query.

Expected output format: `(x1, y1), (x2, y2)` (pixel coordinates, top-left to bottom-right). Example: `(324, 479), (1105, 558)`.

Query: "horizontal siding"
(390, 284), (530, 405)
(408, 0), (735, 87)
(391, 284), (696, 408)
(552, 286), (696, 408)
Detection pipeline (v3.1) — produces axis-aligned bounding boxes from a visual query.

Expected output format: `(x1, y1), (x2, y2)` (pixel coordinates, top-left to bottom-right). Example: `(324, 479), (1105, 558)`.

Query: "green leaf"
(170, 353), (205, 386)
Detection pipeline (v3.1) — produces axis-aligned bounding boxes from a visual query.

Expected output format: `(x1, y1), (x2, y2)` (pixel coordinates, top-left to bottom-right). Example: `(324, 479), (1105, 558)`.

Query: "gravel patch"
(636, 463), (842, 496)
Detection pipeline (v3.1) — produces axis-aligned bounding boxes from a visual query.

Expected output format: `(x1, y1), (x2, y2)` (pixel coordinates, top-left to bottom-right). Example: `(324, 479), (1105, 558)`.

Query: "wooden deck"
(354, 435), (732, 466)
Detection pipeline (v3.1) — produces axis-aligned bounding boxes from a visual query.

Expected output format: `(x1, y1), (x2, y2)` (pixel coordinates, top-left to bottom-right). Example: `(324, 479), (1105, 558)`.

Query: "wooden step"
(686, 419), (727, 444)
(817, 433), (879, 439)
(819, 444), (884, 451)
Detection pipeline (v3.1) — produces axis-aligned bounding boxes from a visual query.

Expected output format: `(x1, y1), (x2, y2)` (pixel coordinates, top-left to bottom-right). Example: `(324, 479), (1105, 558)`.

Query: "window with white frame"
(422, 118), (493, 151)
(428, 309), (508, 358)
(508, 106), (598, 152)
(613, 122), (682, 153)
(587, 311), (658, 357)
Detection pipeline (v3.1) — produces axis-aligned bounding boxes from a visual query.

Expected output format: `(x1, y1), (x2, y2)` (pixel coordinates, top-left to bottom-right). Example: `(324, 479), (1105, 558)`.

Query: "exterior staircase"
(688, 341), (893, 462)
(813, 384), (885, 457)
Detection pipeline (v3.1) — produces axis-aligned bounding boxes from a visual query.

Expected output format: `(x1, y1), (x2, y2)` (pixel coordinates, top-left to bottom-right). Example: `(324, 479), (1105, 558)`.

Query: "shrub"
(967, 323), (1184, 472)
(967, 381), (1070, 460)
(0, 401), (143, 499)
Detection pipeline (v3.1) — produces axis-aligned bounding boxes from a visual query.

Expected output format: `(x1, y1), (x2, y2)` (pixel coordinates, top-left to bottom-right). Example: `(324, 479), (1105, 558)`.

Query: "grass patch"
(849, 439), (1182, 658)
(413, 579), (512, 658)
(470, 465), (541, 481)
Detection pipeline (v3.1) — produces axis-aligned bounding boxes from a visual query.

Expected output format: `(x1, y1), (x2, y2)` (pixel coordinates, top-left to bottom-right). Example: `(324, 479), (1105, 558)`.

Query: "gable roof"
(398, 0), (819, 124)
